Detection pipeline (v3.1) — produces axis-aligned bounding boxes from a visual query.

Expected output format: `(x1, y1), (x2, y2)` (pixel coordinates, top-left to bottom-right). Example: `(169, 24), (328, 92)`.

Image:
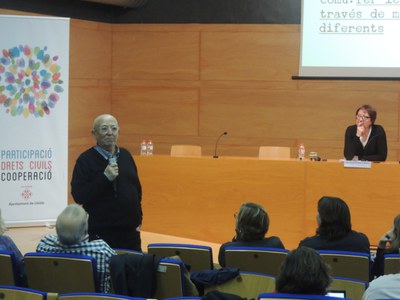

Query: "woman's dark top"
(344, 124), (387, 161)
(299, 230), (370, 254)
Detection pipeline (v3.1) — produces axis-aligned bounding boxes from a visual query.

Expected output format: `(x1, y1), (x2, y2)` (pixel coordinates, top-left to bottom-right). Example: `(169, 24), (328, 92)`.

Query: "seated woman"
(276, 246), (331, 295)
(218, 202), (285, 267)
(0, 208), (26, 286)
(299, 196), (370, 253)
(372, 214), (400, 278)
(344, 104), (387, 162)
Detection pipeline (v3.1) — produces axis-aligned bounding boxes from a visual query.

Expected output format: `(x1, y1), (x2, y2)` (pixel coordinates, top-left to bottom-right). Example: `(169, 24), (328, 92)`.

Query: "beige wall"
(1, 9), (399, 203)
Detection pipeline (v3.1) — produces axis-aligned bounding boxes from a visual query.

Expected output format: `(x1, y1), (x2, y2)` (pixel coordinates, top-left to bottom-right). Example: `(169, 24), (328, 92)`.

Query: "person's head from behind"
(235, 202), (269, 241)
(56, 204), (88, 245)
(316, 196), (352, 241)
(276, 246), (331, 295)
(0, 208), (6, 235)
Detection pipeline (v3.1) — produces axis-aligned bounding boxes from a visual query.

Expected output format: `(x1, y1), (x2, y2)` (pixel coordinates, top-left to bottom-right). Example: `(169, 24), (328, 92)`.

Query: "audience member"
(71, 113), (143, 251)
(36, 204), (116, 293)
(372, 214), (400, 277)
(276, 246), (331, 295)
(218, 202), (285, 267)
(0, 208), (26, 286)
(299, 196), (370, 253)
(362, 273), (400, 300)
(344, 104), (387, 161)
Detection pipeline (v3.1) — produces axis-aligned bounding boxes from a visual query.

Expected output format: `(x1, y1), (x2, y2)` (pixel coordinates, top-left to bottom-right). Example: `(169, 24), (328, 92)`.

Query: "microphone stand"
(213, 132), (228, 158)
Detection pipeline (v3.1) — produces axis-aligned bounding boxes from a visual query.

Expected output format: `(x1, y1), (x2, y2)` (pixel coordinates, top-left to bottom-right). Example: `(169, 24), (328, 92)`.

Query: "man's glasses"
(356, 114), (370, 121)
(97, 125), (119, 134)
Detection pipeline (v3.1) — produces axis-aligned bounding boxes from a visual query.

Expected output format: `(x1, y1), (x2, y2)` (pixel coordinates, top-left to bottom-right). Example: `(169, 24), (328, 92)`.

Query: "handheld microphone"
(213, 132), (228, 158)
(109, 156), (118, 197)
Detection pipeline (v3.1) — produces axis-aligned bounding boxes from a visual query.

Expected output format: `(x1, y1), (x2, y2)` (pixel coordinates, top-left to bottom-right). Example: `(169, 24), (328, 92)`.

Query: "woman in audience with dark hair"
(276, 246), (331, 295)
(372, 214), (400, 277)
(218, 202), (285, 267)
(299, 196), (370, 253)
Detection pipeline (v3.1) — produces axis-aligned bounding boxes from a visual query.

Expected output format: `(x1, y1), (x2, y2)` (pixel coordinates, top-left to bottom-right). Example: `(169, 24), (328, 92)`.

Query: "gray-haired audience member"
(276, 246), (331, 295)
(36, 204), (116, 293)
(218, 202), (285, 266)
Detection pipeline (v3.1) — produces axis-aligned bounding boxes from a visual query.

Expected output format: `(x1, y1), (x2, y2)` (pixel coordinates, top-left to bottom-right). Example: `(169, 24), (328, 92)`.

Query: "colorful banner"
(0, 15), (69, 226)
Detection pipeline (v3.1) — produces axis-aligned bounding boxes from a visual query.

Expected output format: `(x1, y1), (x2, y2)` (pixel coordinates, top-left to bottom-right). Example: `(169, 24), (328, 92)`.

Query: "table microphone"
(213, 132), (228, 158)
(109, 156), (118, 197)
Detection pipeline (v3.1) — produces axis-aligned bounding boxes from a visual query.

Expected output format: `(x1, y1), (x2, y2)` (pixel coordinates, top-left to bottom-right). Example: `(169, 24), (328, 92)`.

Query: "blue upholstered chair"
(223, 246), (289, 277)
(0, 250), (19, 286)
(0, 285), (50, 300)
(24, 252), (99, 293)
(317, 250), (370, 282)
(258, 292), (351, 300)
(148, 243), (214, 271)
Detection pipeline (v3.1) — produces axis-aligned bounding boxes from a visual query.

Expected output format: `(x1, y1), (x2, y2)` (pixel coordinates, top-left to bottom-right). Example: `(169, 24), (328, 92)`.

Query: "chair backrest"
(224, 246), (289, 278)
(258, 146), (291, 160)
(147, 243), (213, 271)
(163, 296), (202, 300)
(0, 250), (18, 286)
(204, 271), (275, 300)
(317, 250), (370, 282)
(0, 285), (47, 300)
(384, 253), (400, 275)
(170, 145), (202, 157)
(154, 258), (186, 299)
(58, 292), (146, 300)
(328, 276), (368, 300)
(113, 248), (143, 256)
(24, 252), (99, 293)
(258, 293), (351, 300)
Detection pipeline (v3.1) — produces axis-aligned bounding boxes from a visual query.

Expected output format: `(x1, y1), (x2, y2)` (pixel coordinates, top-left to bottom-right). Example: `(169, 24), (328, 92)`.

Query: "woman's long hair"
(316, 196), (352, 241)
(388, 214), (400, 252)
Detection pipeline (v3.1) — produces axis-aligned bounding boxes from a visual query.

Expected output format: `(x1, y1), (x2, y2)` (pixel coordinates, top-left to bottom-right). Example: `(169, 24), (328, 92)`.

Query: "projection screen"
(299, 0), (400, 78)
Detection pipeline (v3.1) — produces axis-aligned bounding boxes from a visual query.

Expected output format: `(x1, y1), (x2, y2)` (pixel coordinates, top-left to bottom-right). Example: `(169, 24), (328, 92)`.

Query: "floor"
(6, 226), (222, 263)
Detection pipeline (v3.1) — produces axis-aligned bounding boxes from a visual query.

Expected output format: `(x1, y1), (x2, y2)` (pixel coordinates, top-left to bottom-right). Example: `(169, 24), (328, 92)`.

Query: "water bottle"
(146, 140), (153, 156)
(298, 143), (305, 161)
(140, 140), (147, 156)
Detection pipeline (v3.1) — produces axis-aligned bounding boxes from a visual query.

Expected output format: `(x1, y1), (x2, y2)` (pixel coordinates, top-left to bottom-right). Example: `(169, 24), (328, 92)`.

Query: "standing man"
(71, 114), (142, 251)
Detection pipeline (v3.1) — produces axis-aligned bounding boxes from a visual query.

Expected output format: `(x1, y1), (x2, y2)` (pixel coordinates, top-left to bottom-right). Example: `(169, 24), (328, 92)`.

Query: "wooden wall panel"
(180, 87), (398, 160)
(112, 86), (200, 136)
(68, 19), (113, 200)
(70, 20), (112, 79)
(200, 30), (299, 81)
(112, 28), (200, 80)
(109, 24), (400, 161)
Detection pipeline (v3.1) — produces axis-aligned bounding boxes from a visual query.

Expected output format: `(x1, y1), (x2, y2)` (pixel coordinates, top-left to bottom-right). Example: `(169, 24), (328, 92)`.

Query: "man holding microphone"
(71, 114), (142, 251)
